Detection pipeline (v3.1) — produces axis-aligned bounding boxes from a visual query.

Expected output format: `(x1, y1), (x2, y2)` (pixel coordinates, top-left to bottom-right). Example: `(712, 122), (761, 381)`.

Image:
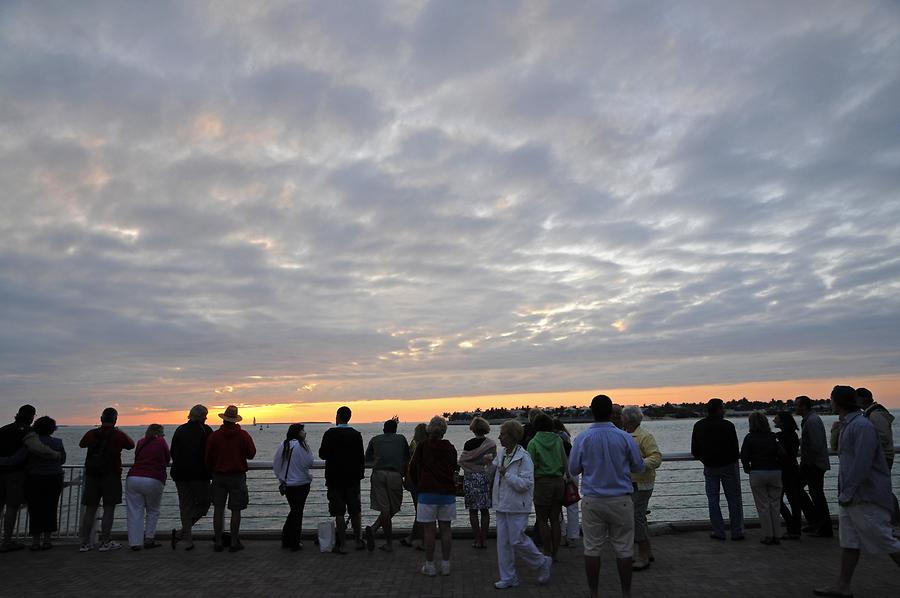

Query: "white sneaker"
(78, 543), (93, 553)
(98, 541), (122, 552)
(440, 560), (451, 576)
(494, 579), (520, 589)
(421, 561), (437, 577)
(537, 555), (552, 585)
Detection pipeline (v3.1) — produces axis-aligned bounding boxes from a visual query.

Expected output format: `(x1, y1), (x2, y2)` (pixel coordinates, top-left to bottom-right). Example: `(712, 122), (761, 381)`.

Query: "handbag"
(562, 477), (581, 507)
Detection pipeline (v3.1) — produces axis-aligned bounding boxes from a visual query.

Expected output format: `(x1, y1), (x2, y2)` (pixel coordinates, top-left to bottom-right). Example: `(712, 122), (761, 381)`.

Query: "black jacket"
(691, 416), (739, 467)
(0, 422), (27, 474)
(319, 426), (364, 488)
(740, 431), (783, 472)
(170, 420), (214, 481)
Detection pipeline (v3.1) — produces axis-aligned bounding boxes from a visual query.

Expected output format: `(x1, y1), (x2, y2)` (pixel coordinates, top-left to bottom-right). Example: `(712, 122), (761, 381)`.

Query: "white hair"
(427, 415), (448, 438)
(622, 406), (643, 426)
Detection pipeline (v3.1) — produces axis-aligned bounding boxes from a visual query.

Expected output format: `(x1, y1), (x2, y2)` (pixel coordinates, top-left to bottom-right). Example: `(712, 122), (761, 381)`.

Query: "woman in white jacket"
(488, 420), (553, 589)
(273, 423), (314, 551)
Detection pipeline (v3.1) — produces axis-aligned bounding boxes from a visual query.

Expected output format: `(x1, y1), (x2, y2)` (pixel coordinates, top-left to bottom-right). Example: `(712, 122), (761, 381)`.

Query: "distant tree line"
(443, 397), (833, 422)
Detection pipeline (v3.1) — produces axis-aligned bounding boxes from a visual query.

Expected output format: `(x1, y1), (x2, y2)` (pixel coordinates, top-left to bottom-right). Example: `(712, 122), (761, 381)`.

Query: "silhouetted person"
(24, 416), (65, 551)
(813, 386), (900, 597)
(740, 412), (783, 545)
(0, 405), (60, 552)
(364, 416), (409, 552)
(319, 406), (365, 553)
(78, 407), (135, 552)
(170, 405), (213, 550)
(773, 411), (803, 539)
(569, 394), (645, 598)
(206, 405), (256, 552)
(795, 395), (833, 537)
(691, 398), (744, 541)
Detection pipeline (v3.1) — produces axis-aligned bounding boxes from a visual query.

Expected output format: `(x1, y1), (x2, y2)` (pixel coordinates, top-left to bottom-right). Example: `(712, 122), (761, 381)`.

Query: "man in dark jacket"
(319, 405), (365, 553)
(206, 405), (256, 553)
(796, 395), (833, 537)
(170, 404), (214, 550)
(691, 398), (744, 541)
(0, 405), (60, 552)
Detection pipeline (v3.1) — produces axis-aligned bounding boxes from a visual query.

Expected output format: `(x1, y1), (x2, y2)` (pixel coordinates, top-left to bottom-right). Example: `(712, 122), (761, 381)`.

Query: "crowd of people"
(0, 386), (897, 597)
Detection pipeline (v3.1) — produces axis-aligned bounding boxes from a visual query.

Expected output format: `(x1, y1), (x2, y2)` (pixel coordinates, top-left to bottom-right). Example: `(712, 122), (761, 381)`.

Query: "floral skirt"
(463, 471), (492, 510)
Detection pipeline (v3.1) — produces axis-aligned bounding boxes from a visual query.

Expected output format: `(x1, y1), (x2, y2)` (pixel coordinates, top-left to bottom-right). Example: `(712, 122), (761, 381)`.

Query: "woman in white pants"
(126, 424), (170, 550)
(488, 420), (552, 589)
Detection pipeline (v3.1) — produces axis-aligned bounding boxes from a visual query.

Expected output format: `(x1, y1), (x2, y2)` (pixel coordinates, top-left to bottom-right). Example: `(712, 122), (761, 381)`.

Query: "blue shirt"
(569, 422), (644, 498)
(837, 411), (893, 512)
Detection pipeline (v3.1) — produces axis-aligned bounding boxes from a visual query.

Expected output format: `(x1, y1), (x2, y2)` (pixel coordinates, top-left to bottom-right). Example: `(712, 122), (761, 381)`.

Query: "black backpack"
(84, 428), (112, 477)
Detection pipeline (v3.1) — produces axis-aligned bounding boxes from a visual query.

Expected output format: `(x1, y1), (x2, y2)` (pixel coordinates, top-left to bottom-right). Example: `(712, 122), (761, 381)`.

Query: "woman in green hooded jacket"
(527, 413), (568, 561)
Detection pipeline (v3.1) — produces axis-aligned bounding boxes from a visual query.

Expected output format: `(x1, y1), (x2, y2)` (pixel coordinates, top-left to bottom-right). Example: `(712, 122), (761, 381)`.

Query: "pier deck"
(2, 529), (896, 597)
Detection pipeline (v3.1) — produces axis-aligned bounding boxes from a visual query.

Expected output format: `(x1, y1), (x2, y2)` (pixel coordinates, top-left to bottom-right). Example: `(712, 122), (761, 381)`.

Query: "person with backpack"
(273, 424), (313, 551)
(170, 405), (214, 551)
(78, 407), (135, 552)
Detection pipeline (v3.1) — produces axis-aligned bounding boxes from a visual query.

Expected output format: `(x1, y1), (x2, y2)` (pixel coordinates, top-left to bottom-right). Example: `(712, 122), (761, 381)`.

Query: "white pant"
(125, 476), (164, 547)
(496, 511), (546, 583)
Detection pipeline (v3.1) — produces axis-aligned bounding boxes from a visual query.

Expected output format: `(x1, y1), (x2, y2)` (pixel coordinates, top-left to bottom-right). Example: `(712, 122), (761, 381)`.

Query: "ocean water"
(39, 412), (900, 535)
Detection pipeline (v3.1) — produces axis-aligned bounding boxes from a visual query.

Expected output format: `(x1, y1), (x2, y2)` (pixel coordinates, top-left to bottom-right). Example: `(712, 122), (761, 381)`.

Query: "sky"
(2, 1), (900, 425)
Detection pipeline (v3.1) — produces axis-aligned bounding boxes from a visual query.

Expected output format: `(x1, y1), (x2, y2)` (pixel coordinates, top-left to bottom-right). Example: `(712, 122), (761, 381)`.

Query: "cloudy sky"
(2, 1), (899, 423)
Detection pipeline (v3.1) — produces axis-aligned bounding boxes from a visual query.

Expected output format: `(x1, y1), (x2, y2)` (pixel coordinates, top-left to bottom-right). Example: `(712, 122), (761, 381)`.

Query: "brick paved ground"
(1, 529), (896, 597)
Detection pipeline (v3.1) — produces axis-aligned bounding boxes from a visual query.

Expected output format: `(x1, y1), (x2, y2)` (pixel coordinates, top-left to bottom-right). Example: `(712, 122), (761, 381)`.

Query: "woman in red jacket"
(408, 416), (458, 577)
(126, 424), (170, 550)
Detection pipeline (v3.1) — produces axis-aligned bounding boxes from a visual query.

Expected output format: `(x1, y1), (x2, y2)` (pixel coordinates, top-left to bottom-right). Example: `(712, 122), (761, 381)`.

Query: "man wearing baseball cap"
(206, 405), (256, 553)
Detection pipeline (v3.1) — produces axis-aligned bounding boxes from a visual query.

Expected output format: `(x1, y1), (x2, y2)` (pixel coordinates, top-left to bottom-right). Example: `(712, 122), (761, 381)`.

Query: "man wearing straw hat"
(206, 405), (256, 553)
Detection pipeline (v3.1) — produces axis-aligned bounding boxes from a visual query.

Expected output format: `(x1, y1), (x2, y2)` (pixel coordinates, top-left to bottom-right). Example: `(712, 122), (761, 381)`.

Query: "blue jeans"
(704, 463), (744, 538)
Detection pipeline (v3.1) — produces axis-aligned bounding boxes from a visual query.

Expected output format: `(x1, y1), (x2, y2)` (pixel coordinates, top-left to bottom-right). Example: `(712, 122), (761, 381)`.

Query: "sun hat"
(219, 405), (242, 423)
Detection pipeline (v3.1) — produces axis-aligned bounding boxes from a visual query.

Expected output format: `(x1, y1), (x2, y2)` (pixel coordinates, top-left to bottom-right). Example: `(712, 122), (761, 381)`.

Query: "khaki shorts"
(176, 480), (212, 522)
(212, 473), (249, 511)
(581, 494), (634, 558)
(370, 470), (403, 515)
(82, 472), (123, 507)
(839, 502), (900, 554)
(533, 476), (565, 508)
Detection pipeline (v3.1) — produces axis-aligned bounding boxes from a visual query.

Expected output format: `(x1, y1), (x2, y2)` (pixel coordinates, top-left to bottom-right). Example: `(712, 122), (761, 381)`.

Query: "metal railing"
(9, 449), (899, 540)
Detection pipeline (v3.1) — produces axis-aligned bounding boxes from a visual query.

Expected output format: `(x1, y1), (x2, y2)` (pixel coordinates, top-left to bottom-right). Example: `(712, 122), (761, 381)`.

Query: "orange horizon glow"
(64, 374), (900, 426)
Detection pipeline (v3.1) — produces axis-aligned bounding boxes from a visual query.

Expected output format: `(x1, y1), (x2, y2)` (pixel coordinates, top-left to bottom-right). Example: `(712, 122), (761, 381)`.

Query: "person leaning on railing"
(206, 405), (256, 553)
(169, 404), (214, 551)
(24, 416), (66, 551)
(623, 405), (662, 570)
(125, 424), (170, 550)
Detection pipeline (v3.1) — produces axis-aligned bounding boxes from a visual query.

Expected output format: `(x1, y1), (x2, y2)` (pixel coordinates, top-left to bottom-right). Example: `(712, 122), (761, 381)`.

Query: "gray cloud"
(2, 0), (899, 419)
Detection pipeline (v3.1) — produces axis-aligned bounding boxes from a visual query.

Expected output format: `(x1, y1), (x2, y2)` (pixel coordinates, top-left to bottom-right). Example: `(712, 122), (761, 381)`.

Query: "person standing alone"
(691, 398), (744, 541)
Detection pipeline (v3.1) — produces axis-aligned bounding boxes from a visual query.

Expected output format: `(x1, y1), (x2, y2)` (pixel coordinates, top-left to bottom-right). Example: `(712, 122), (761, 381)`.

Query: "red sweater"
(409, 438), (458, 495)
(128, 436), (170, 483)
(205, 424), (256, 475)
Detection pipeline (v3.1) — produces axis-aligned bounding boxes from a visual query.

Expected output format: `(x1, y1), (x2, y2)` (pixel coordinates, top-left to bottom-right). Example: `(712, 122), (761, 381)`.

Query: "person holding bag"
(489, 419), (552, 589)
(273, 423), (314, 551)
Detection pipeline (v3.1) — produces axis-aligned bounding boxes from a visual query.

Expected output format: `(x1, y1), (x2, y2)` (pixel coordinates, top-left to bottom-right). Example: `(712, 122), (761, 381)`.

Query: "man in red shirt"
(78, 407), (135, 552)
(206, 405), (256, 552)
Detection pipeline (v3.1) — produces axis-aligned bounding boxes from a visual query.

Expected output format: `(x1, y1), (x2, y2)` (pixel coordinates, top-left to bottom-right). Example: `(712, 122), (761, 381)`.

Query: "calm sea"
(46, 413), (899, 533)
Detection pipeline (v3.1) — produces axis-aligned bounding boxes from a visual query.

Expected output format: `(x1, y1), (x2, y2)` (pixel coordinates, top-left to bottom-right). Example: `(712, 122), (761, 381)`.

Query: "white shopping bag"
(317, 520), (335, 553)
